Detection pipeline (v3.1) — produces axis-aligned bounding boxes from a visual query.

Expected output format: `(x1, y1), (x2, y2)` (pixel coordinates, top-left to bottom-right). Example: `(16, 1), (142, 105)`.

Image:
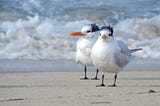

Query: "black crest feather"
(101, 25), (113, 36)
(89, 23), (100, 32)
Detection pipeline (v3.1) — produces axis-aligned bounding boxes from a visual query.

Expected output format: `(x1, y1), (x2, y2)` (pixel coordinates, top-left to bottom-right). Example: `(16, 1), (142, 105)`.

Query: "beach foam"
(0, 0), (159, 60)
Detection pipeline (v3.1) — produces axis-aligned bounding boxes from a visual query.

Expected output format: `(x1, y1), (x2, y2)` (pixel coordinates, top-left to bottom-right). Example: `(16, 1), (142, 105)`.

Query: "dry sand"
(0, 71), (160, 106)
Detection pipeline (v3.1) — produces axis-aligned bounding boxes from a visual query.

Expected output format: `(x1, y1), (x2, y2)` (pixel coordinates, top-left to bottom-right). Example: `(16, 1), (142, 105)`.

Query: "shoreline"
(0, 59), (159, 72)
(0, 69), (160, 74)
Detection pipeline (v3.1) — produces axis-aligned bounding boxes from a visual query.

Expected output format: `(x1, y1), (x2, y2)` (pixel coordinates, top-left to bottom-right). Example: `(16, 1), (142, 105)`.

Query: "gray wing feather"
(117, 40), (130, 54)
(114, 40), (131, 68)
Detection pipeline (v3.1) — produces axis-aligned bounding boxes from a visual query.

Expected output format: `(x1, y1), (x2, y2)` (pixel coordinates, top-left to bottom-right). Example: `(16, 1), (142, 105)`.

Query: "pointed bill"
(69, 32), (85, 36)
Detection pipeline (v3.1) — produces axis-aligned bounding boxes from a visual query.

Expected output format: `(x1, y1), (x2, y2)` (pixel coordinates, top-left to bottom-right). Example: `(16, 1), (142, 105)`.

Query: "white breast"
(75, 37), (94, 66)
(91, 39), (121, 73)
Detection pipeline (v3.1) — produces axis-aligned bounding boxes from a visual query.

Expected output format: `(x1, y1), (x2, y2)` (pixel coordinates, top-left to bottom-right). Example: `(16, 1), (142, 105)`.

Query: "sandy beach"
(0, 0), (160, 106)
(0, 71), (160, 106)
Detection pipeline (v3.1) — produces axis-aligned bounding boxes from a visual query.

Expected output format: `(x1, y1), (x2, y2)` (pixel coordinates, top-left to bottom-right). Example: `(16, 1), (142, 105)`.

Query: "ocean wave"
(0, 15), (159, 60)
(0, 0), (160, 60)
(0, 16), (77, 60)
(115, 15), (160, 59)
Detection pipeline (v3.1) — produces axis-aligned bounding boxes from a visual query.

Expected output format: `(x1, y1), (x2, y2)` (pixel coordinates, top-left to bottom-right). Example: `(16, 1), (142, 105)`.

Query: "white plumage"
(70, 24), (100, 79)
(76, 37), (94, 66)
(91, 26), (142, 86)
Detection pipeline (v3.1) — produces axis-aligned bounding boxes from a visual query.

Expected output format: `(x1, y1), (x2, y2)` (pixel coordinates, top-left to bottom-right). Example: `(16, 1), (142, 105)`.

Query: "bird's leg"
(113, 74), (117, 86)
(80, 65), (89, 80)
(109, 74), (117, 87)
(91, 69), (99, 80)
(96, 74), (105, 87)
(84, 65), (88, 79)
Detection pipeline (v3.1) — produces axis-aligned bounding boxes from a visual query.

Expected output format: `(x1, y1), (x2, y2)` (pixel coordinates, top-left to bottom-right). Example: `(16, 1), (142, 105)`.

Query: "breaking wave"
(0, 0), (159, 60)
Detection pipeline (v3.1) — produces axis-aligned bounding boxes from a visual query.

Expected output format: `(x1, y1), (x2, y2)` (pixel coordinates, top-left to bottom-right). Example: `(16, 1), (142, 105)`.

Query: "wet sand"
(0, 71), (160, 106)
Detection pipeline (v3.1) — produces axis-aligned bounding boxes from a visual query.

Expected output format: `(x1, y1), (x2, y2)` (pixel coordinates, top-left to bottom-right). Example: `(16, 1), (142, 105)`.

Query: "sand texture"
(0, 71), (160, 106)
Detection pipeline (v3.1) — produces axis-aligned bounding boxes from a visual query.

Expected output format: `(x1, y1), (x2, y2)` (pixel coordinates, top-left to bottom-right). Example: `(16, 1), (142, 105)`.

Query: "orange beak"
(69, 32), (85, 36)
(102, 35), (107, 40)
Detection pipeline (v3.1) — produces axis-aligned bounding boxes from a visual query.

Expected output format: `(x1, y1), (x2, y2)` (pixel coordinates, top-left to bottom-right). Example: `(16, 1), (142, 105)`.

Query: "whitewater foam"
(115, 15), (160, 59)
(0, 15), (94, 60)
(0, 0), (160, 60)
(0, 15), (160, 60)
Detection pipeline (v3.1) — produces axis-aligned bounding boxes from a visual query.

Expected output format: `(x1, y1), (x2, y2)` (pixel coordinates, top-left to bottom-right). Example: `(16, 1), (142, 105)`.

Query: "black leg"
(91, 69), (99, 80)
(96, 74), (105, 87)
(80, 65), (89, 80)
(109, 74), (117, 87)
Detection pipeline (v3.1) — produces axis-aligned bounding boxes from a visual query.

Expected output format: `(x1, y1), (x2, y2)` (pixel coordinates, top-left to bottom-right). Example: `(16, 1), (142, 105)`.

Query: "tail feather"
(129, 48), (143, 53)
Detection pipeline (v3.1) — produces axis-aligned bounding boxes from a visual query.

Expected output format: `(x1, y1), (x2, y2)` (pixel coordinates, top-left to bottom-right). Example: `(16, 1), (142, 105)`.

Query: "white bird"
(91, 26), (142, 86)
(70, 24), (100, 80)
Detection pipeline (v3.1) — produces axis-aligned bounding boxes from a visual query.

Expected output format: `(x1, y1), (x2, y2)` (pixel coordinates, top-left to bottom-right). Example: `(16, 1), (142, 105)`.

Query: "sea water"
(0, 0), (160, 71)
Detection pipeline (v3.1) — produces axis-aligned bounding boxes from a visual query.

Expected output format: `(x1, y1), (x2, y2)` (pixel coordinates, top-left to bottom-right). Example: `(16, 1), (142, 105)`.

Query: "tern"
(70, 24), (100, 80)
(91, 25), (142, 87)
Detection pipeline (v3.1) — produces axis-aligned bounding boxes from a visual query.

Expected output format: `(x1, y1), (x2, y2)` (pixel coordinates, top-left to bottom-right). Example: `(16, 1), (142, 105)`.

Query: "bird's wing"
(114, 40), (131, 68)
(117, 40), (130, 54)
(117, 40), (143, 53)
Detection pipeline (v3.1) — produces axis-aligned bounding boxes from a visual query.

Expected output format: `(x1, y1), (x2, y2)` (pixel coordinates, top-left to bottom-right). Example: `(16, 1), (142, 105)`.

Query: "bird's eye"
(109, 34), (112, 36)
(86, 30), (91, 33)
(99, 33), (101, 36)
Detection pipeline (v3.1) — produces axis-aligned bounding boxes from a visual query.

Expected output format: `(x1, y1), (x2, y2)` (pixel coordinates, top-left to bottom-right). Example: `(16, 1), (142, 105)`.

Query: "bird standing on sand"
(91, 26), (142, 86)
(70, 24), (100, 80)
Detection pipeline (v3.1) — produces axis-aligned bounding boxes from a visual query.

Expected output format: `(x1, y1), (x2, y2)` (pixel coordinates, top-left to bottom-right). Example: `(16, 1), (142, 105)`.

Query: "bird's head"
(69, 23), (100, 37)
(99, 25), (114, 42)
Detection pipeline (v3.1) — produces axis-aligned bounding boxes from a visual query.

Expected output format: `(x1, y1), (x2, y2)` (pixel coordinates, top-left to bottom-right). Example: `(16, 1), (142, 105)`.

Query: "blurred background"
(0, 0), (159, 71)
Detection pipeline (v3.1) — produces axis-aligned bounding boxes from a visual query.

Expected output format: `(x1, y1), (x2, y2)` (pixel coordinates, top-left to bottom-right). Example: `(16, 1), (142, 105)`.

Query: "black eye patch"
(109, 33), (112, 36)
(86, 30), (91, 33)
